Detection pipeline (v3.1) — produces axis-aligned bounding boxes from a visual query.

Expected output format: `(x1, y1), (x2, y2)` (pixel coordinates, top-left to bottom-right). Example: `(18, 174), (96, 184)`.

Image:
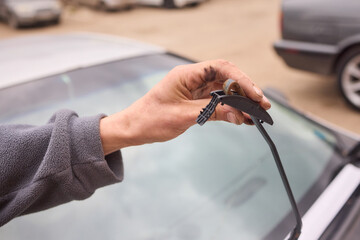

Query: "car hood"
(0, 33), (165, 89)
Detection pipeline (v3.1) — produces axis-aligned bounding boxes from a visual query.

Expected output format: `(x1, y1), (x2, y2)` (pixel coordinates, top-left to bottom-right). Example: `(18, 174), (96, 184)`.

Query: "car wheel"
(8, 13), (20, 29)
(164, 0), (176, 8)
(337, 47), (360, 110)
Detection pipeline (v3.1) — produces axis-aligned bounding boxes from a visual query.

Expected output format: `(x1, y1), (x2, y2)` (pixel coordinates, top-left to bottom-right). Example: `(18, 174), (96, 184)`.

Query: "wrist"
(99, 110), (139, 155)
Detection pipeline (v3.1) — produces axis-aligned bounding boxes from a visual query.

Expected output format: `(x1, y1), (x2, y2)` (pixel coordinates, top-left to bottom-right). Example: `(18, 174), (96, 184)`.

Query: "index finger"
(180, 59), (270, 108)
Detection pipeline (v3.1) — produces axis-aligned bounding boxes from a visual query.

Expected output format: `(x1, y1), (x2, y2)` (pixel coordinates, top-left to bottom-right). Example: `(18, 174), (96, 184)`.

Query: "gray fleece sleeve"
(0, 109), (124, 227)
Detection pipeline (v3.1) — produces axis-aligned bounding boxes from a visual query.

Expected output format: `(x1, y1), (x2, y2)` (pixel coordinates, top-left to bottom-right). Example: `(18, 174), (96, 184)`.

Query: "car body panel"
(337, 33), (360, 56)
(274, 0), (360, 75)
(0, 33), (165, 89)
(293, 164), (360, 240)
(281, 0), (360, 45)
(319, 184), (360, 240)
(274, 40), (338, 74)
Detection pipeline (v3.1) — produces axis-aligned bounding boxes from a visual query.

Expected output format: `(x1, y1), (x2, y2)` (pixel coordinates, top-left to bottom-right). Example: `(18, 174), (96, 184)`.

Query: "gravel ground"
(0, 0), (359, 135)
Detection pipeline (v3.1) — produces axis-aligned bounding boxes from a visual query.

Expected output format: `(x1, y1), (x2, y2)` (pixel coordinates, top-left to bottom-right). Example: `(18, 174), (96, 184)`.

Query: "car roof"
(0, 32), (166, 89)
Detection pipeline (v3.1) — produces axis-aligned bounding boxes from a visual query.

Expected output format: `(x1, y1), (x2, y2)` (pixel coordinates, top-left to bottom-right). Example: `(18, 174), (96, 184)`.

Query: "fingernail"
(227, 112), (238, 124)
(253, 86), (263, 97)
(263, 95), (271, 110)
(245, 118), (254, 125)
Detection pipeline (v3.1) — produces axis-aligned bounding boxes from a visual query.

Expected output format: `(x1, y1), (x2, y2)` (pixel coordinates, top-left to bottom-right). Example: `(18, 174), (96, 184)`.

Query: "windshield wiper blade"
(197, 80), (302, 240)
(251, 116), (302, 240)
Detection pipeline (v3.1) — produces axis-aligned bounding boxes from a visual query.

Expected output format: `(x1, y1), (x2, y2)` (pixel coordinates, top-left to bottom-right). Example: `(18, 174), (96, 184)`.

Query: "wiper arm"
(197, 80), (302, 240)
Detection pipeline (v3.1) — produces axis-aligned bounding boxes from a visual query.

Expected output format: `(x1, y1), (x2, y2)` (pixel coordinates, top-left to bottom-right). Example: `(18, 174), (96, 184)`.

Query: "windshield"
(0, 54), (341, 240)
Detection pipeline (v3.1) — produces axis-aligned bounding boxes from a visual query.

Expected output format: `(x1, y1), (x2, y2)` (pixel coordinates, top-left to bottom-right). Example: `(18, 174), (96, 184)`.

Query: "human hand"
(100, 59), (271, 155)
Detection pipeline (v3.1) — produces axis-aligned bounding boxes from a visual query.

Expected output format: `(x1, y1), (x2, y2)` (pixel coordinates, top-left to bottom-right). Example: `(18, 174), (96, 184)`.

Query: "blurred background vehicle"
(274, 0), (360, 110)
(136, 0), (205, 9)
(0, 33), (359, 240)
(0, 0), (62, 28)
(71, 0), (135, 11)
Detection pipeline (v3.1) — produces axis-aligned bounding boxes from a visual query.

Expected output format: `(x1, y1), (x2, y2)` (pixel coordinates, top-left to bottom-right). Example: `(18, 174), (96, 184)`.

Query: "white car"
(0, 33), (359, 240)
(0, 0), (62, 28)
(74, 0), (136, 11)
(136, 0), (206, 8)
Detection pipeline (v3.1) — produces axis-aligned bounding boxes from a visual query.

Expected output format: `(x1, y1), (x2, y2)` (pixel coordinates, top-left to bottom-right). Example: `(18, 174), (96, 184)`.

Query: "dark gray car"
(0, 0), (62, 28)
(274, 0), (360, 110)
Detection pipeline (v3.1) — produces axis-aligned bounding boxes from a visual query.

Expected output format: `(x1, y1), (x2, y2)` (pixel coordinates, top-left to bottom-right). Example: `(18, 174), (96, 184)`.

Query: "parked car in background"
(0, 0), (62, 28)
(136, 0), (205, 8)
(0, 33), (359, 240)
(73, 0), (135, 11)
(274, 0), (360, 110)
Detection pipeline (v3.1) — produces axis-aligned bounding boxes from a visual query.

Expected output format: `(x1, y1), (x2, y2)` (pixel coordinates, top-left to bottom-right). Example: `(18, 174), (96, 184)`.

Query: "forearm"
(0, 110), (123, 226)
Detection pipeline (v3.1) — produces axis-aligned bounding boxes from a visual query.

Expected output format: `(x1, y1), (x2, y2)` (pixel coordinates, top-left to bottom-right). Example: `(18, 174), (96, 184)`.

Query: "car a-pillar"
(336, 46), (360, 111)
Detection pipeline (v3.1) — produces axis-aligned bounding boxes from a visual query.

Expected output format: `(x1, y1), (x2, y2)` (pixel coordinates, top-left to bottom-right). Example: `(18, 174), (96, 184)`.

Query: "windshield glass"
(0, 54), (340, 240)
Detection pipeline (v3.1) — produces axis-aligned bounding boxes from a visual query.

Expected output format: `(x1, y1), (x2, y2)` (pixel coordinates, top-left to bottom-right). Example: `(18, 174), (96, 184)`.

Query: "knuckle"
(216, 59), (232, 66)
(174, 65), (183, 71)
(171, 65), (185, 74)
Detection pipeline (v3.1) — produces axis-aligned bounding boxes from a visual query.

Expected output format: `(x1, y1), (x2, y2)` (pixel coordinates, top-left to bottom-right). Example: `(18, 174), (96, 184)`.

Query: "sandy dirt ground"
(1, 0), (359, 135)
